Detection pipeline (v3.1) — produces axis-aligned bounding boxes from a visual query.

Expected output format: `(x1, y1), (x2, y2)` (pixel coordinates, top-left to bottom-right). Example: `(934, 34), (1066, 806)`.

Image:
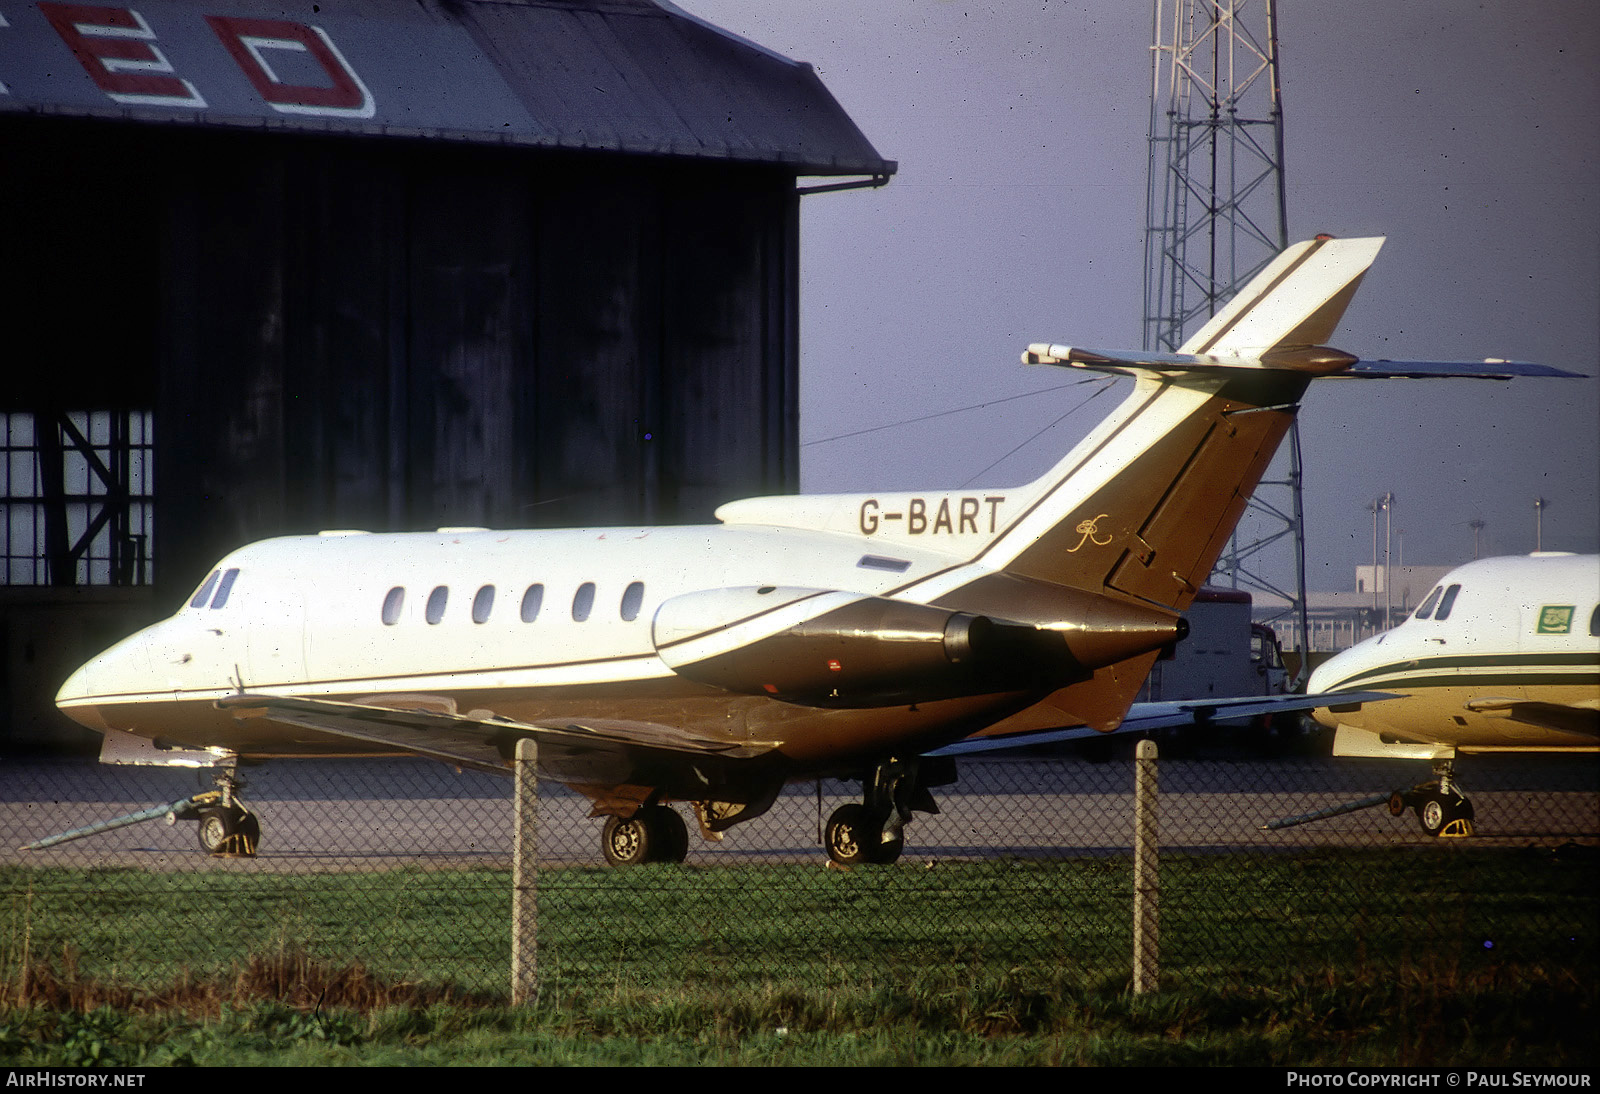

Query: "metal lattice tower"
(1143, 0), (1311, 674)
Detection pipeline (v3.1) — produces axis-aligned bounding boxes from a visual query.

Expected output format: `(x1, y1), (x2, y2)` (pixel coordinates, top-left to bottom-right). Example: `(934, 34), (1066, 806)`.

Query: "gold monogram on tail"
(1067, 514), (1113, 552)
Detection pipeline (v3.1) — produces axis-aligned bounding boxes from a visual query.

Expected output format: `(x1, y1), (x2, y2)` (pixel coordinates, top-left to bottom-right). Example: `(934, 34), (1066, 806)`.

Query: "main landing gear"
(1388, 761), (1476, 838)
(601, 804), (690, 865)
(824, 756), (953, 866)
(171, 764), (260, 857)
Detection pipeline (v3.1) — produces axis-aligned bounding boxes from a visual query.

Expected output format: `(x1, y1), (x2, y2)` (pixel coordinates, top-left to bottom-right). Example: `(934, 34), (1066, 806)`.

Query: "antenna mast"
(1143, 0), (1311, 677)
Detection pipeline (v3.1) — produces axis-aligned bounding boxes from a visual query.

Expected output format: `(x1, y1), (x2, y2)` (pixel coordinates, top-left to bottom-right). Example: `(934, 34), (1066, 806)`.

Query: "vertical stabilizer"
(943, 238), (1382, 615)
(922, 237), (1386, 729)
(1178, 236), (1384, 356)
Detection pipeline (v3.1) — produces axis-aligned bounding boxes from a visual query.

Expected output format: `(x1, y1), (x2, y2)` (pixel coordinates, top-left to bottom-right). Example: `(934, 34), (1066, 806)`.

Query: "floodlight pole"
(1382, 493), (1396, 629)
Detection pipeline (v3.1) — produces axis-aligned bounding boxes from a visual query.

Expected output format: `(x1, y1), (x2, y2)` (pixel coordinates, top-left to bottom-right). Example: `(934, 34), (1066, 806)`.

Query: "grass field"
(2, 847), (1595, 1065)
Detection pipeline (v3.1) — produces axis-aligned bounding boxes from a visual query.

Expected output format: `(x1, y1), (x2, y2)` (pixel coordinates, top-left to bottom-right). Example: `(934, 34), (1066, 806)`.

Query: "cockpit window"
(189, 571), (220, 609)
(1590, 605), (1599, 637)
(381, 587), (405, 626)
(1413, 585), (1443, 620)
(1433, 584), (1462, 621)
(210, 568), (240, 609)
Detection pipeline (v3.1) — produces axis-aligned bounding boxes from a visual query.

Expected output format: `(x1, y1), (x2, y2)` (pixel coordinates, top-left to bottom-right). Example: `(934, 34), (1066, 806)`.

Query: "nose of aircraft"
(54, 630), (155, 732)
(55, 657), (108, 731)
(1305, 649), (1355, 730)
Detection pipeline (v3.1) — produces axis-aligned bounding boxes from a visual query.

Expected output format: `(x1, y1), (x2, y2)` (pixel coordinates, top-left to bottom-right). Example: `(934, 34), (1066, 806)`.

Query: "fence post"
(1132, 738), (1159, 994)
(511, 737), (538, 1005)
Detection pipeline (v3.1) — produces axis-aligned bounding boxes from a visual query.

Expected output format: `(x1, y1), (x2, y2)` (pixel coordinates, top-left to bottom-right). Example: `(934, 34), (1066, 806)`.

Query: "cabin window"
(1590, 605), (1599, 637)
(210, 568), (240, 609)
(381, 587), (405, 626)
(520, 584), (544, 623)
(472, 585), (495, 624)
(572, 582), (595, 622)
(189, 570), (220, 609)
(1414, 585), (1443, 620)
(426, 586), (449, 624)
(620, 581), (645, 621)
(1433, 584), (1462, 621)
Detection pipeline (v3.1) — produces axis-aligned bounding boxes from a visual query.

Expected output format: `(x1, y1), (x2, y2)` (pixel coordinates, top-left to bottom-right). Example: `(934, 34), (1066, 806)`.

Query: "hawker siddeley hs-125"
(50, 236), (1581, 864)
(1305, 553), (1599, 837)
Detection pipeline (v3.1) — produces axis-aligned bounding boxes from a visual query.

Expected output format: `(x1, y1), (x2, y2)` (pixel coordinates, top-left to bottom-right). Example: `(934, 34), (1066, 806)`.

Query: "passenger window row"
(382, 581), (646, 626)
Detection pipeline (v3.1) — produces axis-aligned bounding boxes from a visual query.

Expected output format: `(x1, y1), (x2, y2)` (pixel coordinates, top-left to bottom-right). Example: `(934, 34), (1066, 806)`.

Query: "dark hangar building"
(0, 0), (895, 748)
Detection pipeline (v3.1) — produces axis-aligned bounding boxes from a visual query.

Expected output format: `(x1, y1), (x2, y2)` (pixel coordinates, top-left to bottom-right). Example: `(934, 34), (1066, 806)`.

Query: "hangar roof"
(0, 0), (895, 176)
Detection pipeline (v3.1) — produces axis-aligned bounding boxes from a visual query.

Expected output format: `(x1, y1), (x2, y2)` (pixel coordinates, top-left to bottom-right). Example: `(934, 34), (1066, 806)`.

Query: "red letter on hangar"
(39, 3), (206, 107)
(205, 16), (374, 118)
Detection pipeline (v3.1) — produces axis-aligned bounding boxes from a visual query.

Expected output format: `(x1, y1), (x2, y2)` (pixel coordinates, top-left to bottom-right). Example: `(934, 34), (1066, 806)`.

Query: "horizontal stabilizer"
(1023, 344), (1350, 374)
(1023, 346), (1583, 381)
(1332, 360), (1585, 380)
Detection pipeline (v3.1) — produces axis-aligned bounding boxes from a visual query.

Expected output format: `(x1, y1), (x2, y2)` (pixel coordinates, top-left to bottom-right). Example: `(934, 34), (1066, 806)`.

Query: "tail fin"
(908, 235), (1580, 732)
(937, 236), (1387, 616)
(1177, 235), (1384, 356)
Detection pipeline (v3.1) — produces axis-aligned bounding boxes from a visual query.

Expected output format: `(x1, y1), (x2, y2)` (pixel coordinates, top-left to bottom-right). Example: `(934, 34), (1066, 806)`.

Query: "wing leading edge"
(214, 694), (779, 776)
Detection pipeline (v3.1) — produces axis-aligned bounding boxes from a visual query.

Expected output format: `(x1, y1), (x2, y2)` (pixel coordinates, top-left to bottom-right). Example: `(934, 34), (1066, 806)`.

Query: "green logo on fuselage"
(1536, 605), (1574, 634)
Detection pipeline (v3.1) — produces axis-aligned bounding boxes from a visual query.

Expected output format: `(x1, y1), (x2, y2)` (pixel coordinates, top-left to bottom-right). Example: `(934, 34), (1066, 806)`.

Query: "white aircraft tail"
(959, 237), (1387, 613)
(914, 235), (1581, 731)
(723, 235), (1577, 630)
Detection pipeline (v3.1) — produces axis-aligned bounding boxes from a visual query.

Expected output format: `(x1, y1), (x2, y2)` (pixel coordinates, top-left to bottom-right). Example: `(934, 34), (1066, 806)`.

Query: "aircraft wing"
(214, 693), (779, 776)
(925, 691), (1396, 757)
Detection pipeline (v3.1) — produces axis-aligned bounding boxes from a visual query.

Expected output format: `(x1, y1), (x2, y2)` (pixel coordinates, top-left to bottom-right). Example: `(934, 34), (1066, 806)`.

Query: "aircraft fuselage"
(57, 523), (1047, 786)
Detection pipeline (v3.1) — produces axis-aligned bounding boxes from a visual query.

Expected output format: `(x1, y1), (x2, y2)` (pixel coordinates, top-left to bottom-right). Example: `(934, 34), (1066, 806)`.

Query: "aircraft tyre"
(647, 805), (690, 864)
(825, 804), (903, 866)
(602, 814), (651, 865)
(1415, 791), (1475, 838)
(197, 806), (259, 857)
(603, 807), (689, 865)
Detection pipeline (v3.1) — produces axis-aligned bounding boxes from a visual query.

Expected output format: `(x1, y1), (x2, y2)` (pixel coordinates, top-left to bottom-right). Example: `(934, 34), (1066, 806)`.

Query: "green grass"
(1, 847), (1595, 1065)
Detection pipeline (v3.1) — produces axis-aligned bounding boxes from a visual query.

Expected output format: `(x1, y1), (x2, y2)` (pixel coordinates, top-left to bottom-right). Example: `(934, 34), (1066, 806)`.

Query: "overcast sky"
(680, 0), (1598, 592)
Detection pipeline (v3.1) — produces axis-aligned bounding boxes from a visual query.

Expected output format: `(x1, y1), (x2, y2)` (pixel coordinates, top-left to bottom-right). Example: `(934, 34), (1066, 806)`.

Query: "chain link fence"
(2, 748), (1595, 1001)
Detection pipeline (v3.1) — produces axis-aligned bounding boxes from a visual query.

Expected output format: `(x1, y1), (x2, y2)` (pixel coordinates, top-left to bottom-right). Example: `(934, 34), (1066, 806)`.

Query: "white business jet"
(52, 236), (1579, 864)
(1309, 553), (1599, 836)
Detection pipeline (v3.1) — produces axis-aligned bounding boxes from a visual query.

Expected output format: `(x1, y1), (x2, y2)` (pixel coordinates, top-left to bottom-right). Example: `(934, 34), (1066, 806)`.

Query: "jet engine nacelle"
(652, 586), (1179, 707)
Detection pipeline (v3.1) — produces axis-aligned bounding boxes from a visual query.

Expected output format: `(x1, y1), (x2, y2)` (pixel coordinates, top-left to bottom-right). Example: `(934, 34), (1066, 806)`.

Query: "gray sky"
(681, 0), (1598, 592)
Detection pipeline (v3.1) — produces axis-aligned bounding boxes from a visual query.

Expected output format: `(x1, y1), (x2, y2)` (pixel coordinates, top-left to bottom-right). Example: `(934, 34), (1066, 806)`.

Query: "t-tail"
(951, 236), (1386, 612)
(903, 235), (1580, 730)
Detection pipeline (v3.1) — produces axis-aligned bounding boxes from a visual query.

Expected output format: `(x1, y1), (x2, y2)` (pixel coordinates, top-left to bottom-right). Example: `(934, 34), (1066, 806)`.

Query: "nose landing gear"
(171, 765), (260, 856)
(1388, 761), (1475, 838)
